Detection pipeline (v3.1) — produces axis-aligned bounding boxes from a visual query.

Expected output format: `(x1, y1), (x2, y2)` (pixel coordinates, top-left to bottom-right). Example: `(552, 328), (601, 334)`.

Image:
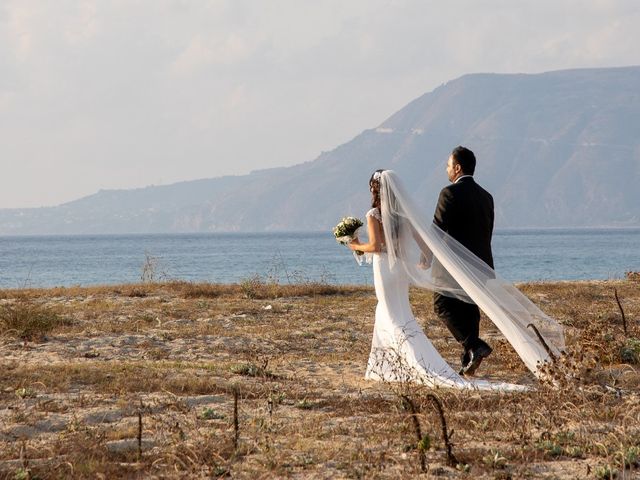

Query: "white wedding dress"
(364, 208), (527, 391)
(361, 171), (565, 391)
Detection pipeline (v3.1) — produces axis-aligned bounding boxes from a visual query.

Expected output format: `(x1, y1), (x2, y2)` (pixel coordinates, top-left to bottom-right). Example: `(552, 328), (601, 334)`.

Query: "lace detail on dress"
(366, 207), (382, 223)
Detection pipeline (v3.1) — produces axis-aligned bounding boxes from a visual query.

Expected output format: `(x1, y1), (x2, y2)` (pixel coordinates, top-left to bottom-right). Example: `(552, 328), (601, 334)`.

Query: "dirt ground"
(1, 280), (639, 479)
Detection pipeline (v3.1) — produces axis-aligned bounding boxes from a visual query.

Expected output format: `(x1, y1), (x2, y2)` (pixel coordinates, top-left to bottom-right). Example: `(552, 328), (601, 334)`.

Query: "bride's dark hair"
(369, 169), (385, 209)
(370, 169), (402, 255)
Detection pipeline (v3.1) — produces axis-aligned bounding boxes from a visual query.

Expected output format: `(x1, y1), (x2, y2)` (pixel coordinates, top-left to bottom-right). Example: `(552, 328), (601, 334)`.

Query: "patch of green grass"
(295, 399), (316, 410)
(482, 450), (508, 469)
(200, 407), (225, 420)
(538, 440), (563, 457)
(620, 338), (640, 364)
(595, 464), (618, 480)
(417, 434), (431, 451)
(616, 445), (640, 468)
(229, 362), (275, 378)
(14, 387), (36, 399)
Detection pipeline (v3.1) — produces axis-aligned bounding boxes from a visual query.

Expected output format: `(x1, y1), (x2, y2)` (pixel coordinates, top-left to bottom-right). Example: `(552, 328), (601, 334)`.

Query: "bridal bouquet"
(333, 216), (363, 243)
(333, 216), (364, 258)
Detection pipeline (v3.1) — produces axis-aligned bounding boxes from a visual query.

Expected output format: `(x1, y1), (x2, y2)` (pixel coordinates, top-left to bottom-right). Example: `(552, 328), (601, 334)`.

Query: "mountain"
(2, 66), (640, 234)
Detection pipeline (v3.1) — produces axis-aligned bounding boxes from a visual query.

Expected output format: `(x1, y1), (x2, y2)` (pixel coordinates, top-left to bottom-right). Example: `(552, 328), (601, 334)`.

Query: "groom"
(432, 146), (494, 376)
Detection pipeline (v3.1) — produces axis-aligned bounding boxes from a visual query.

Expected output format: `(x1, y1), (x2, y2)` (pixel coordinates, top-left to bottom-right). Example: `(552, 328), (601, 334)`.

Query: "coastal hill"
(1, 65), (639, 234)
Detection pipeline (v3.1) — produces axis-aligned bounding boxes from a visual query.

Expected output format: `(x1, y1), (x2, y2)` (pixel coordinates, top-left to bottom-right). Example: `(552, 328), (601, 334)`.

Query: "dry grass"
(0, 280), (639, 479)
(0, 301), (74, 341)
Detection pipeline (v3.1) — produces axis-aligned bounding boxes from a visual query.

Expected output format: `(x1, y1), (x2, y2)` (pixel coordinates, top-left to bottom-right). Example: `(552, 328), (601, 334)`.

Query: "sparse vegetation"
(0, 279), (638, 478)
(620, 337), (640, 364)
(200, 407), (225, 420)
(0, 300), (73, 341)
(140, 251), (167, 282)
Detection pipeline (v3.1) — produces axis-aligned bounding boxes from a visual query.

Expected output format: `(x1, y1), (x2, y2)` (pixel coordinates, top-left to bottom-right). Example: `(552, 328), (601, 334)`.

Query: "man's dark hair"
(451, 146), (476, 175)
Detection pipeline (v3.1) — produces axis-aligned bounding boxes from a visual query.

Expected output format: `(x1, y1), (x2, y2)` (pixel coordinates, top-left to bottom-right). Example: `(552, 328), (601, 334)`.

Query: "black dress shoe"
(475, 343), (493, 359)
(461, 345), (493, 377)
(459, 350), (471, 375)
(460, 350), (470, 368)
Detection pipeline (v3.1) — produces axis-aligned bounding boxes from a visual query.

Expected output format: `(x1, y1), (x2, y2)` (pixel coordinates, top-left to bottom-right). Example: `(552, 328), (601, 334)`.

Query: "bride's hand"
(348, 238), (361, 250)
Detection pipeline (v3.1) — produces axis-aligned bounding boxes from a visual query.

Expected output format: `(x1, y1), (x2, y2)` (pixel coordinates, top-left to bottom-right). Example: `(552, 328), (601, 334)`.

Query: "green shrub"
(595, 464), (617, 480)
(200, 407), (225, 420)
(620, 338), (640, 364)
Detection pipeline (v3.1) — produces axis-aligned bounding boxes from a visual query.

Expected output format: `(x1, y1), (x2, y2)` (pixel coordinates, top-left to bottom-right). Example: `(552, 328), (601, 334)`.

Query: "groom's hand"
(418, 253), (431, 269)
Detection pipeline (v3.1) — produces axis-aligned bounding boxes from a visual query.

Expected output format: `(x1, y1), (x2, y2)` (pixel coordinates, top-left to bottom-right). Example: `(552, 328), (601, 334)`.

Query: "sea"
(0, 229), (638, 289)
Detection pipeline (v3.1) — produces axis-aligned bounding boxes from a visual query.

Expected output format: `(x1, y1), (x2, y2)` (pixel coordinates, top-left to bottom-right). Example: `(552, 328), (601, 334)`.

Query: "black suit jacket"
(433, 176), (494, 269)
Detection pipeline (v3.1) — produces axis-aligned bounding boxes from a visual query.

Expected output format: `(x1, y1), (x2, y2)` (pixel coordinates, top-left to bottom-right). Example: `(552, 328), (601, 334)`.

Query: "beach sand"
(1, 280), (639, 478)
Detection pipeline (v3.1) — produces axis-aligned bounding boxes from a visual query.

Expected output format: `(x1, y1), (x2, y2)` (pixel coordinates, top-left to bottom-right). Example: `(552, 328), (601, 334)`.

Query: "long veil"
(378, 170), (565, 377)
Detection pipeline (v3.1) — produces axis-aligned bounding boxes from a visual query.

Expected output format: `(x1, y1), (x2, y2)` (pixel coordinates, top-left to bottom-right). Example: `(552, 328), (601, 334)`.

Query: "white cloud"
(171, 32), (256, 76)
(0, 0), (639, 207)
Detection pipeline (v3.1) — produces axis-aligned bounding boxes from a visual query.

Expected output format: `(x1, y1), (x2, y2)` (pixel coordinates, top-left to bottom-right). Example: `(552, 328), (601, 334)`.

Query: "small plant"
(269, 391), (286, 405)
(295, 399), (315, 410)
(417, 434), (431, 451)
(535, 431), (576, 458)
(536, 439), (563, 457)
(595, 464), (618, 480)
(616, 445), (640, 468)
(565, 445), (583, 458)
(13, 468), (30, 480)
(625, 446), (640, 467)
(212, 466), (230, 477)
(239, 275), (265, 299)
(229, 358), (274, 378)
(140, 251), (168, 282)
(230, 363), (258, 376)
(620, 338), (640, 364)
(200, 407), (225, 420)
(626, 271), (640, 282)
(15, 387), (36, 399)
(482, 450), (508, 469)
(0, 301), (72, 341)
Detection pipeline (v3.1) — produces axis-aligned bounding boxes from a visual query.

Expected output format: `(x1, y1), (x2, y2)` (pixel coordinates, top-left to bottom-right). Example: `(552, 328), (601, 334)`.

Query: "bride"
(348, 169), (565, 390)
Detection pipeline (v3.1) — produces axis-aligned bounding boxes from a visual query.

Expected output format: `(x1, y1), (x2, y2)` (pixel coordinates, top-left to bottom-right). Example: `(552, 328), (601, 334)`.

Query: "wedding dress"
(363, 171), (565, 390)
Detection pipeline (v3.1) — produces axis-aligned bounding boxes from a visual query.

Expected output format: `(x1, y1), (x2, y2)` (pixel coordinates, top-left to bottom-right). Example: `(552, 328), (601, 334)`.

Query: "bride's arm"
(348, 216), (383, 253)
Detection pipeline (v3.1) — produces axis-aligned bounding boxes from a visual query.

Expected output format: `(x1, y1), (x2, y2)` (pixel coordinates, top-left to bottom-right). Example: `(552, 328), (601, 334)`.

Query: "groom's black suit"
(433, 175), (494, 360)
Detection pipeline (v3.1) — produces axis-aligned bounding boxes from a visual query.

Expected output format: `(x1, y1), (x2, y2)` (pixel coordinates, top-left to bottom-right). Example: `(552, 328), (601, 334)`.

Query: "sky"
(1, 0), (639, 208)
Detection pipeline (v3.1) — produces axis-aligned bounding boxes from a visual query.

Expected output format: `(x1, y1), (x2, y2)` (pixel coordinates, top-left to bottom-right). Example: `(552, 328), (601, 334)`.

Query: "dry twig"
(614, 288), (628, 336)
(233, 387), (239, 451)
(401, 394), (428, 472)
(426, 393), (458, 467)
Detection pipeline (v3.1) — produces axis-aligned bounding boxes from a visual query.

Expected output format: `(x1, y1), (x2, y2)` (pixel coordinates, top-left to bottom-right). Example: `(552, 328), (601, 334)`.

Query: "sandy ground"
(1, 281), (639, 479)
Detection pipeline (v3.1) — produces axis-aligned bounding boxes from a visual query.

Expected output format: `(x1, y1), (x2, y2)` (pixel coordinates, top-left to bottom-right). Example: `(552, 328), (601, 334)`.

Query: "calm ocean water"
(0, 229), (638, 289)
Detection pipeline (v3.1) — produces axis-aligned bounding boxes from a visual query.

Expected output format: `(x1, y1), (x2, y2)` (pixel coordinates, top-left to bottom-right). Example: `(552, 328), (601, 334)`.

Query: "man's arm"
(433, 187), (455, 231)
(489, 196), (495, 235)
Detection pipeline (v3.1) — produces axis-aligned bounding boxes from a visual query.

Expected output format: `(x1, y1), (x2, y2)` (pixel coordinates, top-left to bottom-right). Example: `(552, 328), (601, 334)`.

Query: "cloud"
(0, 0), (639, 208)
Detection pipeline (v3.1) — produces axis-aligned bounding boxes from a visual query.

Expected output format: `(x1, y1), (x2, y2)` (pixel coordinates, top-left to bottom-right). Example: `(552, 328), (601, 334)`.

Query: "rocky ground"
(0, 280), (639, 479)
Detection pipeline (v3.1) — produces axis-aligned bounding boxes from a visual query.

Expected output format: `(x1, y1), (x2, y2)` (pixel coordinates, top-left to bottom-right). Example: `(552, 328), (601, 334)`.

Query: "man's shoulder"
(439, 180), (468, 196)
(473, 181), (494, 200)
(451, 177), (493, 197)
(437, 184), (456, 204)
(438, 183), (455, 195)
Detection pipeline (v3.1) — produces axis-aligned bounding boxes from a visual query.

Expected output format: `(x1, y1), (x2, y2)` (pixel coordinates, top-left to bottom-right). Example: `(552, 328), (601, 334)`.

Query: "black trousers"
(433, 293), (483, 353)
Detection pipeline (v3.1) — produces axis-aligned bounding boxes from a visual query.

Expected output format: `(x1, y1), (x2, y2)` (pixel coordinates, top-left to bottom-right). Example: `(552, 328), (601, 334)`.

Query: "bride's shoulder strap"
(366, 207), (382, 222)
